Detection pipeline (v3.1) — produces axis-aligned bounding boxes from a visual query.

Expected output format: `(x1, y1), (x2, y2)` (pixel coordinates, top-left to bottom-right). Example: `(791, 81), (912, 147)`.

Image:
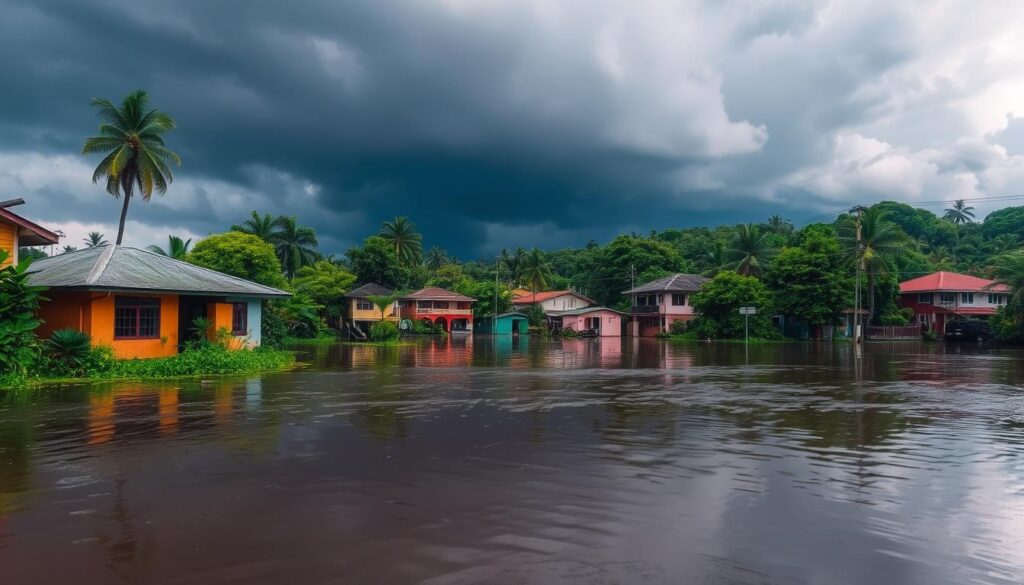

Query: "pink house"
(549, 307), (626, 337)
(624, 273), (708, 336)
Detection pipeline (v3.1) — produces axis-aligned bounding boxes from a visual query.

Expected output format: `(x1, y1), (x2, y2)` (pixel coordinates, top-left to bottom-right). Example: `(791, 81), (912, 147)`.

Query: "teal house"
(476, 312), (529, 334)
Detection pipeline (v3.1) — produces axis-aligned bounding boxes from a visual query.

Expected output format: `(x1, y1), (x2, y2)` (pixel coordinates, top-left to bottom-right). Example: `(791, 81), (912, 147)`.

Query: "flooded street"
(2, 338), (1023, 584)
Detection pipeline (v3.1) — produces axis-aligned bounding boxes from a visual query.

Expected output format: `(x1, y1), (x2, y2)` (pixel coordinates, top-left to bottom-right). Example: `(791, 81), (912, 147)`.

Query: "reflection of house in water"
(86, 381), (265, 446)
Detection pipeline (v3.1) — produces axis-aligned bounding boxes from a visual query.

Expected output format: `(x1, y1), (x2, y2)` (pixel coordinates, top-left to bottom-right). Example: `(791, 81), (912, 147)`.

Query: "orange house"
(0, 198), (60, 267)
(28, 245), (289, 359)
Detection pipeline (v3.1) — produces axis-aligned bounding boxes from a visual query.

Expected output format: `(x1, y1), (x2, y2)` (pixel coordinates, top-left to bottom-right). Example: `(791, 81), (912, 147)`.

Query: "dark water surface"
(2, 337), (1023, 584)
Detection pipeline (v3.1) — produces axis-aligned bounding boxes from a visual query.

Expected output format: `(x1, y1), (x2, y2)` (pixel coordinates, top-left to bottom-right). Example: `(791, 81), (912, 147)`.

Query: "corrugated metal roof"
(623, 273), (708, 294)
(511, 290), (597, 305)
(547, 306), (627, 317)
(344, 283), (394, 298)
(27, 245), (289, 298)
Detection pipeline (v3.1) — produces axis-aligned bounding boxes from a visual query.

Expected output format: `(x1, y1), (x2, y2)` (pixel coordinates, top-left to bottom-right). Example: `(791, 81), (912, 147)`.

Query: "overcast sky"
(3, 0), (1024, 257)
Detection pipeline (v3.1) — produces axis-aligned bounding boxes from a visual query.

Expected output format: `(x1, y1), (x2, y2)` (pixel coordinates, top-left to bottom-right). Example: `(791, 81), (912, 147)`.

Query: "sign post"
(739, 306), (757, 349)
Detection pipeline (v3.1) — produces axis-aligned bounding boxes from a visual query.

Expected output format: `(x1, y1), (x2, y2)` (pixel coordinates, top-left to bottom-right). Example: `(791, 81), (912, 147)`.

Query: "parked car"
(944, 319), (993, 341)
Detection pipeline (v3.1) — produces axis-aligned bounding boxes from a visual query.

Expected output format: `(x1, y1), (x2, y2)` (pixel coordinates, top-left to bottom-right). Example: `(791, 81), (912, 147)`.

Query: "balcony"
(402, 307), (473, 317)
(631, 305), (660, 314)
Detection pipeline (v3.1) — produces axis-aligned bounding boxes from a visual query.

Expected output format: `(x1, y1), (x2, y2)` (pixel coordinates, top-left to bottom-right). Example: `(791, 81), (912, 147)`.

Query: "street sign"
(739, 306), (757, 315)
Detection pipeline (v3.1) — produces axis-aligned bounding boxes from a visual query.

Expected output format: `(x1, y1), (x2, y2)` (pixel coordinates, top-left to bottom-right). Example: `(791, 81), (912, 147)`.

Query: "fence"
(866, 325), (921, 339)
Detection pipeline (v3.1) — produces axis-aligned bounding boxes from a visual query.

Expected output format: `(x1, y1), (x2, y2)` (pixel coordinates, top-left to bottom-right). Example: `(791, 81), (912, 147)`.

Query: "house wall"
(90, 294), (180, 359)
(562, 310), (622, 337)
(349, 299), (399, 322)
(478, 316), (527, 334)
(513, 293), (592, 313)
(37, 291), (95, 337)
(0, 220), (16, 267)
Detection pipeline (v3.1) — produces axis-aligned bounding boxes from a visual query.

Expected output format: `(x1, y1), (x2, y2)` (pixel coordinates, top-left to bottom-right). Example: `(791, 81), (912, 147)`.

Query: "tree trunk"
(115, 192), (131, 245)
(868, 274), (876, 325)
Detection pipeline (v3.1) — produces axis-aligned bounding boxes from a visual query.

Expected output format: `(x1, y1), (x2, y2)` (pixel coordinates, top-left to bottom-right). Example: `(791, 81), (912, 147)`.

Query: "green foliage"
(728, 224), (776, 277)
(84, 232), (108, 247)
(408, 319), (444, 335)
(767, 225), (852, 327)
(521, 303), (547, 327)
(669, 319), (687, 335)
(293, 260), (356, 326)
(45, 329), (93, 369)
(369, 320), (400, 342)
(272, 216), (319, 280)
(106, 346), (294, 378)
(232, 211), (279, 241)
(147, 235), (192, 259)
(452, 279), (511, 317)
(365, 293), (402, 320)
(982, 206), (1024, 241)
(519, 248), (554, 294)
(187, 231), (287, 288)
(82, 90), (181, 244)
(347, 236), (411, 289)
(426, 263), (466, 290)
(18, 247), (48, 262)
(261, 300), (289, 348)
(278, 293), (327, 338)
(588, 235), (687, 305)
(689, 271), (774, 339)
(0, 251), (47, 375)
(379, 216), (423, 265)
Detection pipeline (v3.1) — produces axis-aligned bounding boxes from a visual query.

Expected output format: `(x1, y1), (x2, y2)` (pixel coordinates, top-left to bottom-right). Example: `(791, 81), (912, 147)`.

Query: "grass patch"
(283, 334), (339, 345)
(0, 346), (296, 389)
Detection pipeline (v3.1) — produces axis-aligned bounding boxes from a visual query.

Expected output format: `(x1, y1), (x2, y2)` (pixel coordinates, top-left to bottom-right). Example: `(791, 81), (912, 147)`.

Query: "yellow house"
(0, 199), (60, 266)
(344, 283), (400, 337)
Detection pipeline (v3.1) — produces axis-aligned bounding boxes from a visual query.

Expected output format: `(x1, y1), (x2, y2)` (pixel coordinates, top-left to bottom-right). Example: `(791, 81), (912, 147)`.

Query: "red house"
(400, 287), (476, 332)
(898, 271), (1009, 333)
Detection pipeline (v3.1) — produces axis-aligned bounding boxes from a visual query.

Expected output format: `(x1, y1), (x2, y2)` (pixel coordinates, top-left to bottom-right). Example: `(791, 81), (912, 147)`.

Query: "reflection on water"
(1, 338), (1023, 584)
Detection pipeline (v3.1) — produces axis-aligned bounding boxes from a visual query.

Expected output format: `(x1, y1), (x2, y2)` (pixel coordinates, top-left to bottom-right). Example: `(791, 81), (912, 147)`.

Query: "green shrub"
(370, 320), (400, 342)
(261, 300), (289, 348)
(522, 304), (547, 327)
(109, 346), (294, 378)
(880, 313), (909, 326)
(669, 319), (687, 335)
(0, 250), (46, 375)
(45, 329), (94, 375)
(409, 319), (444, 335)
(922, 329), (939, 342)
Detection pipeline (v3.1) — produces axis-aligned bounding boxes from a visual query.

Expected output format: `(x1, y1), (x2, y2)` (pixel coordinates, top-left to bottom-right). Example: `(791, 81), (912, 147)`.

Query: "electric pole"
(852, 205), (867, 345)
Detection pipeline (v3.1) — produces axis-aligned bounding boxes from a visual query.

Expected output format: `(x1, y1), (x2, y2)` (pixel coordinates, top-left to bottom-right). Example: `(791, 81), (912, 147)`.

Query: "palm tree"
(425, 246), (449, 270)
(147, 235), (192, 259)
(365, 293), (402, 320)
(928, 246), (954, 271)
(379, 216), (423, 265)
(990, 251), (1024, 318)
(991, 234), (1019, 253)
(767, 215), (793, 234)
(703, 240), (728, 275)
(838, 208), (907, 320)
(519, 248), (553, 302)
(272, 216), (319, 280)
(231, 211), (277, 241)
(727, 224), (776, 277)
(943, 199), (976, 225)
(502, 247), (528, 287)
(62, 245), (78, 253)
(82, 90), (181, 245)
(83, 232), (107, 247)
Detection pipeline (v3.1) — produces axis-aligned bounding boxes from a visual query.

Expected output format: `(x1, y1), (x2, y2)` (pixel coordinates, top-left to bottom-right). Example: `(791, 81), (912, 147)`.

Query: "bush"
(46, 329), (94, 374)
(880, 313), (909, 326)
(522, 303), (547, 327)
(0, 250), (46, 375)
(370, 320), (400, 342)
(108, 346), (294, 378)
(669, 319), (687, 335)
(409, 319), (444, 335)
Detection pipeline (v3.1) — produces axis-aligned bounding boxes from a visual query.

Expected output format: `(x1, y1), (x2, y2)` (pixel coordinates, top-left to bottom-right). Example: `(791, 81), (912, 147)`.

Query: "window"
(961, 292), (974, 304)
(434, 301), (449, 309)
(356, 299), (374, 311)
(940, 293), (956, 304)
(919, 314), (929, 324)
(917, 293), (932, 304)
(114, 296), (160, 339)
(671, 293), (686, 306)
(232, 303), (248, 335)
(418, 300), (432, 310)
(988, 294), (1005, 305)
(457, 301), (471, 310)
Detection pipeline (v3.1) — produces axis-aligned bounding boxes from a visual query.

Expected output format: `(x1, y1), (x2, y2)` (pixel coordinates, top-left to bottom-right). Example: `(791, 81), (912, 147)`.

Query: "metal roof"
(511, 290), (597, 305)
(623, 273), (708, 294)
(899, 271), (1009, 293)
(27, 245), (290, 298)
(344, 283), (394, 298)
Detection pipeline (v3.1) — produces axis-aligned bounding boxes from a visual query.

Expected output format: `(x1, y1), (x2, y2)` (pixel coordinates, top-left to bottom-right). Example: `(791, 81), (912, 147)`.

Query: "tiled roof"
(547, 306), (627, 317)
(899, 271), (1009, 293)
(344, 283), (394, 298)
(511, 290), (596, 305)
(402, 287), (476, 302)
(623, 273), (708, 294)
(27, 245), (290, 298)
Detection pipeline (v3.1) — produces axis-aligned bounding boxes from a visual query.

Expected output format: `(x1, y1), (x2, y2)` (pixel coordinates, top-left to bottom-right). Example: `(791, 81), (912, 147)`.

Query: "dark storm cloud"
(1, 0), (1022, 256)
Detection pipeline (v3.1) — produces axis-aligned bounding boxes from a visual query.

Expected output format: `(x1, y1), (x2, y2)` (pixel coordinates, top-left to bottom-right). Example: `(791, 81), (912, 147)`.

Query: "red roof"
(402, 287), (476, 302)
(899, 271), (1009, 293)
(0, 207), (60, 246)
(511, 290), (595, 305)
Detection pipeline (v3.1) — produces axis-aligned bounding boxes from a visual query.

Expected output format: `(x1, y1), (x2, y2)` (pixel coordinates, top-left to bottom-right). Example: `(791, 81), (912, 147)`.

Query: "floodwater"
(2, 337), (1023, 584)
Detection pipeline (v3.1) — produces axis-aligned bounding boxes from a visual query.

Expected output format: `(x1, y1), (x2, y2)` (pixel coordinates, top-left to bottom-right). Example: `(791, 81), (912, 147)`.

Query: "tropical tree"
(766, 225), (852, 335)
(62, 245), (78, 253)
(990, 251), (1024, 314)
(147, 235), (192, 259)
(927, 246), (955, 271)
(838, 208), (907, 320)
(425, 246), (449, 271)
(83, 232), (107, 247)
(727, 224), (776, 277)
(231, 211), (277, 241)
(346, 236), (410, 289)
(703, 240), (728, 276)
(186, 231), (286, 288)
(379, 216), (423, 265)
(294, 260), (357, 327)
(943, 199), (975, 225)
(689, 271), (775, 339)
(272, 216), (319, 280)
(82, 90), (181, 245)
(767, 215), (793, 235)
(519, 248), (553, 302)
(365, 292), (402, 321)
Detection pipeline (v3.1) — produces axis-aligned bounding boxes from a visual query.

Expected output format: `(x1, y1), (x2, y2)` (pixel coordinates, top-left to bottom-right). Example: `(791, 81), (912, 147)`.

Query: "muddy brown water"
(1, 337), (1023, 584)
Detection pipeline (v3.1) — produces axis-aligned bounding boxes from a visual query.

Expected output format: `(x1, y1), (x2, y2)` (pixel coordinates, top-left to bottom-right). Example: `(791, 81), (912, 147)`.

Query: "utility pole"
(852, 205), (867, 345)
